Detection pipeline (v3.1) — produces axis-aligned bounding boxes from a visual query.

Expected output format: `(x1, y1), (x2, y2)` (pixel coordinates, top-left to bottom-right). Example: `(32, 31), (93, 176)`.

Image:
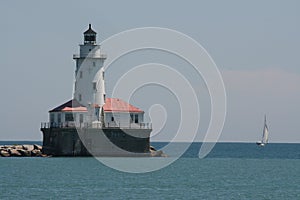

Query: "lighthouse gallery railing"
(41, 122), (152, 129)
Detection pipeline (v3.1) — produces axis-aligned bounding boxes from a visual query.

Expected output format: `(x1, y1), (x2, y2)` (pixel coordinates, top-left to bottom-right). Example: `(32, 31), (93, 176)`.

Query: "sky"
(0, 0), (299, 142)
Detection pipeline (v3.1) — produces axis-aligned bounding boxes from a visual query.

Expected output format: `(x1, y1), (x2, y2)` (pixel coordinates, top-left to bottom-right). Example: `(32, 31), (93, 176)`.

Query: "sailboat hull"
(256, 141), (265, 146)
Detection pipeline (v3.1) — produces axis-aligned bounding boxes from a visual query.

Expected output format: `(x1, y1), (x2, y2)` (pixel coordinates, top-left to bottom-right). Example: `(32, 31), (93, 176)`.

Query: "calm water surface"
(1, 142), (300, 199)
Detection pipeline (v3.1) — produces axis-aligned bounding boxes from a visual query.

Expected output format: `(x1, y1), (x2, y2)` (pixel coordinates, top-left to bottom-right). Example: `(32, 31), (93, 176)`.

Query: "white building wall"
(49, 112), (88, 127)
(104, 112), (144, 128)
(79, 44), (101, 58)
(73, 44), (106, 108)
(49, 111), (145, 128)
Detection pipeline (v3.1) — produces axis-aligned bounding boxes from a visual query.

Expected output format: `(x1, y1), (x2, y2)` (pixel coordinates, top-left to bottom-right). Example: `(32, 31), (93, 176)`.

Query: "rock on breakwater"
(150, 146), (167, 157)
(0, 144), (46, 157)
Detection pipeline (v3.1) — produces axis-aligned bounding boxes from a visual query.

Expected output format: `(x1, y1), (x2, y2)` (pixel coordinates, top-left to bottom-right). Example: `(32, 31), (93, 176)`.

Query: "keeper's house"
(48, 98), (145, 128)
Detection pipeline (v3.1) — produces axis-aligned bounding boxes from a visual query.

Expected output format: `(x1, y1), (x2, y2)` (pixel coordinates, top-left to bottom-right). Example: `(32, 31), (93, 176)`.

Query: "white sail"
(262, 123), (269, 144)
(256, 115), (269, 146)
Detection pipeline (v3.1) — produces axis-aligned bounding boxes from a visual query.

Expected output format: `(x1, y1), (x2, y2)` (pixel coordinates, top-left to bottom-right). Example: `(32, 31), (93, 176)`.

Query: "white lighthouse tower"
(73, 24), (107, 123)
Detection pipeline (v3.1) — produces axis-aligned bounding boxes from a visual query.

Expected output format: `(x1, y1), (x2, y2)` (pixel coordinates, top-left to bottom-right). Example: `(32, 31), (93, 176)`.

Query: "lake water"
(1, 142), (300, 199)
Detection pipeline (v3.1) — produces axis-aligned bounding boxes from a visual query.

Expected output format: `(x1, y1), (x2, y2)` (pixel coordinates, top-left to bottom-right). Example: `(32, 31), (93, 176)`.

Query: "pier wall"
(41, 128), (151, 156)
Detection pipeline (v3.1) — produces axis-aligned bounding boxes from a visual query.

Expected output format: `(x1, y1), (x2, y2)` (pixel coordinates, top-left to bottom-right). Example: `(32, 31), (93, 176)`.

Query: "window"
(130, 114), (133, 123)
(93, 62), (96, 67)
(135, 114), (138, 123)
(111, 116), (114, 122)
(79, 71), (83, 78)
(65, 113), (75, 121)
(93, 82), (97, 90)
(58, 113), (61, 123)
(95, 108), (100, 121)
(50, 113), (55, 123)
(79, 94), (82, 101)
(102, 71), (105, 79)
(79, 114), (83, 123)
(89, 49), (91, 52)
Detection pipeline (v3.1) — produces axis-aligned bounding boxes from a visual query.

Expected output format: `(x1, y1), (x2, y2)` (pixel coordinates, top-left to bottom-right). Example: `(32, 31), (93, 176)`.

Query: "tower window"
(93, 62), (96, 67)
(111, 116), (114, 122)
(79, 94), (82, 101)
(93, 82), (97, 90)
(102, 72), (105, 79)
(89, 49), (91, 52)
(79, 71), (83, 78)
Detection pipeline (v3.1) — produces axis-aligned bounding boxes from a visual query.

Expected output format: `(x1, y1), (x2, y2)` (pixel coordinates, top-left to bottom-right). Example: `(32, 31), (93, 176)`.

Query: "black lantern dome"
(84, 24), (96, 44)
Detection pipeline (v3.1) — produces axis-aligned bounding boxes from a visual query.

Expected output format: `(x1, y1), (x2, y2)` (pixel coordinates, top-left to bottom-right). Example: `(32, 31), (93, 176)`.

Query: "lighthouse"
(40, 24), (154, 157)
(73, 24), (106, 123)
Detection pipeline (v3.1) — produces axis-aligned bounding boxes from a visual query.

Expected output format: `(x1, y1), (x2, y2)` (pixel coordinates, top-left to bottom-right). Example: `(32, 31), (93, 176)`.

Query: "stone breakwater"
(0, 144), (47, 157)
(0, 144), (166, 157)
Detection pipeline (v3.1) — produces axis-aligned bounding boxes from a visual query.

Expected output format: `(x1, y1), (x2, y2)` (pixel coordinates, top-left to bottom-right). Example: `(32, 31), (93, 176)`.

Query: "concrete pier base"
(41, 127), (151, 157)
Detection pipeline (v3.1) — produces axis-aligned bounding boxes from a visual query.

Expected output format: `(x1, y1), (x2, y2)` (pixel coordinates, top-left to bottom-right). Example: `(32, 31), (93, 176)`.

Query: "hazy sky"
(1, 1), (300, 142)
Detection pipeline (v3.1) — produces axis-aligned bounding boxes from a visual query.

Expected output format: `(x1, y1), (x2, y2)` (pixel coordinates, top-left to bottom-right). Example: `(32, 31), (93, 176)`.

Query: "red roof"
(49, 98), (143, 113)
(49, 99), (85, 112)
(61, 107), (87, 112)
(103, 98), (143, 113)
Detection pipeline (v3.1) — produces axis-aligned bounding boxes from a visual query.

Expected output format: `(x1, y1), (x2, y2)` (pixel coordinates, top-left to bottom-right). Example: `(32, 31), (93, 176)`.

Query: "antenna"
(264, 114), (268, 130)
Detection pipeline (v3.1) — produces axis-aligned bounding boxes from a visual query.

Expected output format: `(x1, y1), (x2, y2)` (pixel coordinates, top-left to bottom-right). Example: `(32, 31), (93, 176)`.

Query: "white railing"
(41, 122), (152, 129)
(73, 54), (107, 59)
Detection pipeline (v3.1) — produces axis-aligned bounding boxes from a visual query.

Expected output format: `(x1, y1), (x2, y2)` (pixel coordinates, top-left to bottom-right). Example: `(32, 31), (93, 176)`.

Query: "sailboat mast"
(264, 115), (266, 126)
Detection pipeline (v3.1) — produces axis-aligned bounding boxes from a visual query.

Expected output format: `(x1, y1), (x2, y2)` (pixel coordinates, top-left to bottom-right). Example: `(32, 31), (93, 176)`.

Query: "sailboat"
(256, 115), (269, 146)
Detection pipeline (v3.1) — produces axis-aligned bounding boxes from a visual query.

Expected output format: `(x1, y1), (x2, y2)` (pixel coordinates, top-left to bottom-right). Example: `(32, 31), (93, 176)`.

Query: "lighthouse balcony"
(41, 122), (152, 129)
(73, 54), (107, 59)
